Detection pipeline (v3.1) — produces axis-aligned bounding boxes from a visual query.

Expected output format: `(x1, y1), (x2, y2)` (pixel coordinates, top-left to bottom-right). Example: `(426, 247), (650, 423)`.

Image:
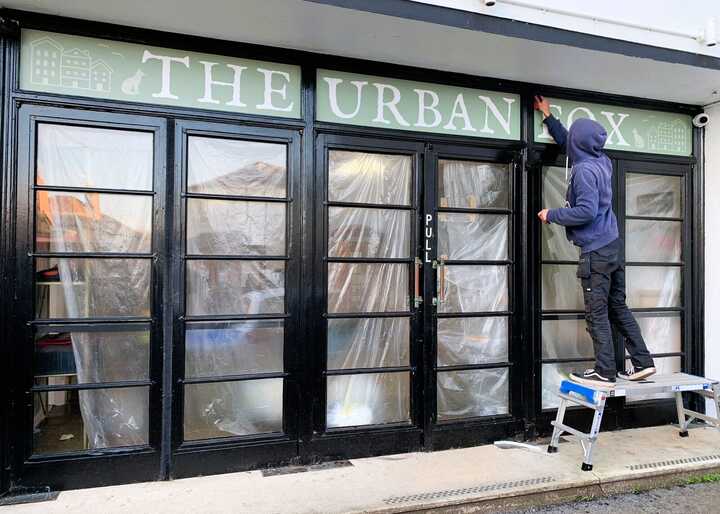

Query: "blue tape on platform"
(560, 380), (598, 404)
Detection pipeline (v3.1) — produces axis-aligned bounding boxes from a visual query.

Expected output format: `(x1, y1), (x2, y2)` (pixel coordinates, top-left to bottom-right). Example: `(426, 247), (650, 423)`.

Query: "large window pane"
(326, 372), (410, 428)
(35, 258), (151, 319)
(186, 260), (285, 316)
(37, 124), (153, 190)
(438, 160), (509, 208)
(633, 314), (681, 355)
(437, 317), (508, 366)
(328, 207), (410, 259)
(32, 386), (149, 455)
(328, 262), (408, 313)
(626, 174), (682, 218)
(542, 166), (579, 261)
(184, 379), (283, 440)
(541, 319), (594, 359)
(35, 192), (152, 254)
(187, 136), (287, 197)
(626, 266), (682, 308)
(542, 361), (593, 409)
(185, 320), (284, 378)
(327, 317), (409, 370)
(437, 213), (508, 261)
(438, 265), (508, 313)
(541, 264), (584, 311)
(34, 329), (149, 383)
(626, 220), (681, 263)
(437, 368), (509, 420)
(186, 199), (285, 256)
(328, 150), (412, 206)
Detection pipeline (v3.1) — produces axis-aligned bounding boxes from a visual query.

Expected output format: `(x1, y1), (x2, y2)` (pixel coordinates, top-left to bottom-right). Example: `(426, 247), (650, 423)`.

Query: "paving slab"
(3, 425), (720, 514)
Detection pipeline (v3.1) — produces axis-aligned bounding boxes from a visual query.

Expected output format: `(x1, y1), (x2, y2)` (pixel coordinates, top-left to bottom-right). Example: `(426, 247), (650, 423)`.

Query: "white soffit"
(2, 0), (719, 106)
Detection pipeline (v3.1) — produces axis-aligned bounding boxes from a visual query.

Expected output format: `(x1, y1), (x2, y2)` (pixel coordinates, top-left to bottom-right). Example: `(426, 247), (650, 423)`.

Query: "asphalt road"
(510, 481), (720, 514)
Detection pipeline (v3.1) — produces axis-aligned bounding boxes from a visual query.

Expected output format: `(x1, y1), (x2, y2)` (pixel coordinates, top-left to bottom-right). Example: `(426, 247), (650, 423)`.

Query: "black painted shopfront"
(0, 10), (705, 493)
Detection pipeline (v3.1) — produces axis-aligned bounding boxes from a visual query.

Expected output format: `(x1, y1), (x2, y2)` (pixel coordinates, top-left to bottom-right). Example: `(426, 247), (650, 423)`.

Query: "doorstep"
(4, 425), (720, 514)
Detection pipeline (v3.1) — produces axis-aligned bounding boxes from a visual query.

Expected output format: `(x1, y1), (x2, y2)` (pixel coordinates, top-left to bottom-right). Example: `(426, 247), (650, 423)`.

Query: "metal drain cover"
(628, 454), (720, 471)
(383, 476), (557, 505)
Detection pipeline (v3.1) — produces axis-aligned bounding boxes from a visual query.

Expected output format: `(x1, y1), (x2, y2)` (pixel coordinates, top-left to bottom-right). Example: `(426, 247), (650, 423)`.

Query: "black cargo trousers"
(577, 238), (655, 379)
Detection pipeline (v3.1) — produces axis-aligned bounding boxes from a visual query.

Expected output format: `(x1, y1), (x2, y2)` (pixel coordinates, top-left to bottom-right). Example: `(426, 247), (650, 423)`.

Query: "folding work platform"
(548, 373), (720, 471)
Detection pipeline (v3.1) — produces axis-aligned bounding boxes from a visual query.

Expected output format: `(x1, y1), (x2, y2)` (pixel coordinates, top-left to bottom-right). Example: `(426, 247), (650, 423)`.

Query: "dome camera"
(484, 0), (497, 6)
(693, 112), (710, 128)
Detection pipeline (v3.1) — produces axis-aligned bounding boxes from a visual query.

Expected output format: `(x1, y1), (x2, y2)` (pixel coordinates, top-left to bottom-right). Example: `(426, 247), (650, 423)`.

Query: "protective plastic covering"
(328, 207), (410, 258)
(626, 266), (681, 308)
(626, 173), (682, 218)
(541, 264), (584, 311)
(438, 160), (509, 208)
(437, 213), (508, 261)
(35, 123), (153, 449)
(542, 166), (579, 261)
(541, 319), (593, 359)
(328, 150), (412, 205)
(327, 372), (410, 428)
(439, 265), (508, 313)
(183, 136), (289, 440)
(437, 317), (508, 366)
(327, 318), (409, 369)
(626, 219), (682, 263)
(634, 314), (681, 355)
(437, 368), (509, 420)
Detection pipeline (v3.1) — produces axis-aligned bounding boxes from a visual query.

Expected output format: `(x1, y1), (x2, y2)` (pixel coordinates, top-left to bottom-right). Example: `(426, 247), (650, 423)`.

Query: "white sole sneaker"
(569, 373), (616, 389)
(618, 367), (656, 381)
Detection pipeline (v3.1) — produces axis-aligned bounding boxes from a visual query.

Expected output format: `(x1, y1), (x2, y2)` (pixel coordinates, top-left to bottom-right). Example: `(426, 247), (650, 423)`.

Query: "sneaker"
(569, 369), (616, 389)
(618, 366), (656, 381)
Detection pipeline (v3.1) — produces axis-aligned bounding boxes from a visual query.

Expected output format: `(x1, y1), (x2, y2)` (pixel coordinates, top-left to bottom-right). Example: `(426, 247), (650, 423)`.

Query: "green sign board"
(317, 69), (520, 140)
(534, 97), (692, 156)
(20, 29), (301, 118)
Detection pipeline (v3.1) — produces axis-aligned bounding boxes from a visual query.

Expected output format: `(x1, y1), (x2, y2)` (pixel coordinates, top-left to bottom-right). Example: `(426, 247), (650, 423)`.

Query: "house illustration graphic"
(31, 36), (112, 92)
(647, 119), (688, 154)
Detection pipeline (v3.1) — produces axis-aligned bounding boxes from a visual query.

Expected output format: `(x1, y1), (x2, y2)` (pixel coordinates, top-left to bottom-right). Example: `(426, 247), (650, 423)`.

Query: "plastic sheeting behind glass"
(184, 379), (283, 440)
(186, 260), (285, 316)
(542, 361), (593, 409)
(437, 317), (508, 366)
(438, 160), (509, 208)
(187, 136), (287, 197)
(437, 368), (509, 420)
(626, 266), (681, 308)
(626, 173), (682, 218)
(626, 220), (681, 263)
(438, 265), (508, 313)
(328, 207), (410, 259)
(185, 320), (284, 378)
(328, 262), (408, 313)
(437, 213), (508, 261)
(632, 314), (681, 355)
(327, 317), (409, 370)
(542, 264), (584, 311)
(37, 124), (153, 190)
(186, 199), (286, 256)
(542, 166), (579, 261)
(541, 319), (594, 359)
(326, 372), (410, 428)
(328, 150), (412, 206)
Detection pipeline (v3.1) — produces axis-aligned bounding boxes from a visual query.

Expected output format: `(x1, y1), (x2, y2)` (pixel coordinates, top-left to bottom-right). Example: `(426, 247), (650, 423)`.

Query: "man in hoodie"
(534, 95), (656, 389)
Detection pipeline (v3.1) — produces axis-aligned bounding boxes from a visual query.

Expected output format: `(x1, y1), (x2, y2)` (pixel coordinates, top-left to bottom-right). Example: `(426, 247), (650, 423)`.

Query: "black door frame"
(169, 119), (303, 478)
(12, 104), (167, 490)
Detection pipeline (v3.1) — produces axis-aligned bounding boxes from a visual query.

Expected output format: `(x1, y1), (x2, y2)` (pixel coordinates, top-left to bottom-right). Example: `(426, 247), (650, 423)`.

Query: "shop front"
(0, 13), (703, 492)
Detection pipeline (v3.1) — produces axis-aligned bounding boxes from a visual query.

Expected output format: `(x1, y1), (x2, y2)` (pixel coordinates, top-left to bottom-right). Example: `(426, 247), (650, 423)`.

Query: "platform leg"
(548, 397), (567, 454)
(713, 385), (720, 433)
(581, 396), (605, 472)
(675, 391), (689, 437)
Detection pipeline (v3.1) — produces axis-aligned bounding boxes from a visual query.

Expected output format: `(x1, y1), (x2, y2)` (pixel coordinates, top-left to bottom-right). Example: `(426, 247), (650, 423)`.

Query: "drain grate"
(628, 454), (720, 471)
(383, 476), (556, 505)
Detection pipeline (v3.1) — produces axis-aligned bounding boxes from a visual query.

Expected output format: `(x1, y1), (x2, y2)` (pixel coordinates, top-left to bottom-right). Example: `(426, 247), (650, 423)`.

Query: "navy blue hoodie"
(544, 115), (619, 254)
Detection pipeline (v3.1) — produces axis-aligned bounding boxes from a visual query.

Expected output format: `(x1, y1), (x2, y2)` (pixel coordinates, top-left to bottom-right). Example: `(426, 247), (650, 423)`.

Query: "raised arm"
(534, 95), (568, 152)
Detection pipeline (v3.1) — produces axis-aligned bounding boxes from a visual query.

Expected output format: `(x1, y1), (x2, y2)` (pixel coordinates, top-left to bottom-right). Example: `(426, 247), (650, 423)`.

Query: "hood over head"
(567, 118), (607, 164)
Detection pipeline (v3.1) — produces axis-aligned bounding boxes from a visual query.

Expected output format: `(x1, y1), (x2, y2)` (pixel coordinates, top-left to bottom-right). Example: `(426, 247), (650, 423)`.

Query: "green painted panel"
(20, 29), (301, 118)
(534, 97), (692, 157)
(317, 69), (520, 140)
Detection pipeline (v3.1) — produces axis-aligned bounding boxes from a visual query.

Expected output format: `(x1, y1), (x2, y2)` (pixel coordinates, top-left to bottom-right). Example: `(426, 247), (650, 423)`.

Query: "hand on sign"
(538, 209), (550, 224)
(534, 95), (551, 119)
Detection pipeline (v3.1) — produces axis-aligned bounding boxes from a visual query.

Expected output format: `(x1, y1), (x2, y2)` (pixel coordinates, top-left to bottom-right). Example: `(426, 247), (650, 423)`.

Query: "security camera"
(484, 0), (497, 5)
(693, 112), (710, 128)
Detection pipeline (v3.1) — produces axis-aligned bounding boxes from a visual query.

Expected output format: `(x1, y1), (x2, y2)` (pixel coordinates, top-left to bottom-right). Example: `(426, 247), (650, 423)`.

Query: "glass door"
(427, 144), (519, 448)
(171, 121), (302, 477)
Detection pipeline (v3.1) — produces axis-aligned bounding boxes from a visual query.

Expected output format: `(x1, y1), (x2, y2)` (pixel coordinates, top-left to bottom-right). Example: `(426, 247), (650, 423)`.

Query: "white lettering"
(443, 93), (476, 132)
(567, 106), (596, 125)
(197, 61), (247, 106)
(537, 104), (563, 140)
(600, 111), (630, 146)
(141, 50), (190, 100)
(372, 83), (410, 126)
(256, 68), (294, 112)
(414, 89), (442, 128)
(478, 96), (515, 135)
(323, 77), (367, 119)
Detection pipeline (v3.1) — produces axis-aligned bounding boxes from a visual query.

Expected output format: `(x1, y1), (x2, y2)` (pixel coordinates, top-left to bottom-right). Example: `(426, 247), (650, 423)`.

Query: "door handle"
(414, 257), (423, 308)
(437, 254), (447, 305)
